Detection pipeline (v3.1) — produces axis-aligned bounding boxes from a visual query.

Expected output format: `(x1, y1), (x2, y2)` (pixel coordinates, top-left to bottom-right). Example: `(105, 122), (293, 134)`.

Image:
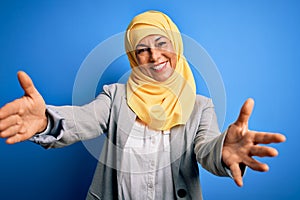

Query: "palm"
(0, 71), (47, 144)
(222, 99), (286, 187)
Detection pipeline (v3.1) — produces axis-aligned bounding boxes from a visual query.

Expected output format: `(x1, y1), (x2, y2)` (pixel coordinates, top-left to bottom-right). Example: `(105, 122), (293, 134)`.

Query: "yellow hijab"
(125, 10), (196, 130)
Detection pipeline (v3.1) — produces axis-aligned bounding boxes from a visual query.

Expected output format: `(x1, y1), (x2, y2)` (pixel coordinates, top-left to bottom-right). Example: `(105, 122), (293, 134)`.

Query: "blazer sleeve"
(193, 97), (231, 177)
(30, 84), (116, 149)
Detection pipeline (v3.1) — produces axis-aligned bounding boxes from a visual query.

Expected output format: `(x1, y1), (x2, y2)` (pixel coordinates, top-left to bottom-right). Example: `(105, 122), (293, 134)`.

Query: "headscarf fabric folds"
(125, 10), (196, 131)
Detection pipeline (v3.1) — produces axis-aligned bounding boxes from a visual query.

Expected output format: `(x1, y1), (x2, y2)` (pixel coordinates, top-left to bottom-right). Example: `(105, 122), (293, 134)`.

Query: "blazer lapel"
(170, 125), (186, 183)
(117, 97), (136, 149)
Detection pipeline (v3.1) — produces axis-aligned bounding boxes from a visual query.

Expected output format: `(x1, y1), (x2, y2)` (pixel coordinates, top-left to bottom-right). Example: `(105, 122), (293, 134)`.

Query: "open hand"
(222, 98), (286, 187)
(0, 71), (47, 144)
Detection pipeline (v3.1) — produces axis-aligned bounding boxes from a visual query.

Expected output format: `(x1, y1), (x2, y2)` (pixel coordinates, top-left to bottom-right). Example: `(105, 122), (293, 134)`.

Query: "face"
(135, 34), (177, 82)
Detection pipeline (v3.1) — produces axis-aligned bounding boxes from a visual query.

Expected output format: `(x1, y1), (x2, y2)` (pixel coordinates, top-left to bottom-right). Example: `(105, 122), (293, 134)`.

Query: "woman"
(0, 10), (285, 199)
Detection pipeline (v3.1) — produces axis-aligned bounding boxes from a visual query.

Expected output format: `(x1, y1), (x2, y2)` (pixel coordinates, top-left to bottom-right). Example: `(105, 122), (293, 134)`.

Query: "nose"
(149, 48), (161, 62)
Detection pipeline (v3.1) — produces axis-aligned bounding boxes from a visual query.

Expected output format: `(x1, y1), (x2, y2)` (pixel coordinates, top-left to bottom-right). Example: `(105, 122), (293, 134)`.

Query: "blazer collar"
(170, 125), (185, 183)
(117, 97), (136, 149)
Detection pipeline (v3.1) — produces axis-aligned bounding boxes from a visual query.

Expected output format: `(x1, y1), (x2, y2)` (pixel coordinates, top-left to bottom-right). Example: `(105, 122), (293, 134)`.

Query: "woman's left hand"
(222, 98), (286, 187)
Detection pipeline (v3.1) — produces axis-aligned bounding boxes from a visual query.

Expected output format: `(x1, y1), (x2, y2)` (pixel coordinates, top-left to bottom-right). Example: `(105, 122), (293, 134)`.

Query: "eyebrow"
(136, 44), (148, 49)
(136, 36), (165, 49)
(154, 36), (163, 42)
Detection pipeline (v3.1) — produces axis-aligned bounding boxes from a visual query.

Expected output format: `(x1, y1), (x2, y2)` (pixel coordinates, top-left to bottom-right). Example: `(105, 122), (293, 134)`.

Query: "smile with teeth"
(152, 61), (167, 71)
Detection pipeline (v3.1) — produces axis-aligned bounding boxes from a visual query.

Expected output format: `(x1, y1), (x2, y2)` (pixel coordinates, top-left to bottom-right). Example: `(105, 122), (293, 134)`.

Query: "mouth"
(151, 61), (167, 72)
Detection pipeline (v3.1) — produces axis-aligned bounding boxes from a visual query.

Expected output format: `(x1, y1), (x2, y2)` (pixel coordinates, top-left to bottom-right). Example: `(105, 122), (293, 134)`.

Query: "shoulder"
(195, 94), (214, 109)
(102, 83), (126, 91)
(101, 83), (126, 97)
(188, 94), (214, 120)
(188, 94), (216, 119)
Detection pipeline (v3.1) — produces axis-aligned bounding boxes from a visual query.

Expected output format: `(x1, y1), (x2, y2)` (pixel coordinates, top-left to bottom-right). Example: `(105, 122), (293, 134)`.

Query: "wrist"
(37, 113), (48, 133)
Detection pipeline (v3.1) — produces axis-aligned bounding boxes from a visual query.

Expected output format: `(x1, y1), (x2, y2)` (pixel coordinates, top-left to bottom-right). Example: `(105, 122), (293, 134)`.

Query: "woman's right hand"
(0, 71), (47, 144)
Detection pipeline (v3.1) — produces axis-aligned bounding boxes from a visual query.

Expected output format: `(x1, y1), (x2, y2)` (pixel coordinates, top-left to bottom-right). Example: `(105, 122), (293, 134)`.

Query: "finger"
(0, 115), (22, 131)
(253, 132), (286, 144)
(0, 99), (22, 119)
(250, 145), (278, 157)
(17, 71), (38, 97)
(229, 163), (243, 187)
(6, 133), (26, 144)
(0, 124), (21, 138)
(234, 98), (254, 127)
(243, 156), (269, 172)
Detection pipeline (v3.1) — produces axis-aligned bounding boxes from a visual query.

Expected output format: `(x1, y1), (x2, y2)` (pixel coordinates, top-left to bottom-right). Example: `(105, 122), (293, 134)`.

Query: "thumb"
(234, 98), (255, 127)
(17, 71), (38, 97)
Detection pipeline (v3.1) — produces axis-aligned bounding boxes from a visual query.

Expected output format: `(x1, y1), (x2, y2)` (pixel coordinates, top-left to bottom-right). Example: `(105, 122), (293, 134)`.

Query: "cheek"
(170, 53), (177, 68)
(135, 55), (141, 65)
(136, 54), (149, 66)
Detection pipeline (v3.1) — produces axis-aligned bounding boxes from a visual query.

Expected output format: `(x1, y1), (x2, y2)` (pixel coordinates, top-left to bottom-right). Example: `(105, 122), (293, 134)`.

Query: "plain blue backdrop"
(0, 0), (299, 199)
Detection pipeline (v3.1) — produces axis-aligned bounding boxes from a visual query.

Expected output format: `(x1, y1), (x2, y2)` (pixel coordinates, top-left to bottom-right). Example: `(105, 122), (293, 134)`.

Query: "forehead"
(137, 34), (169, 45)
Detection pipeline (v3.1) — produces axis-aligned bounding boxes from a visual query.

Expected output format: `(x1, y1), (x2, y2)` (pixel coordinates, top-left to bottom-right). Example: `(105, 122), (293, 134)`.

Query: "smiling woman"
(125, 11), (197, 131)
(0, 9), (286, 200)
(135, 35), (176, 82)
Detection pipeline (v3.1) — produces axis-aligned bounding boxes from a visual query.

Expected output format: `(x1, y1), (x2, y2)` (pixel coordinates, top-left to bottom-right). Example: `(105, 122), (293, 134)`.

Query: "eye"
(157, 41), (167, 48)
(136, 48), (150, 55)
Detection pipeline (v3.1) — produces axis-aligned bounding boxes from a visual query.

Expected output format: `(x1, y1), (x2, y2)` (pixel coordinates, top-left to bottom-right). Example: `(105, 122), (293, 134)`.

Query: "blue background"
(0, 0), (299, 199)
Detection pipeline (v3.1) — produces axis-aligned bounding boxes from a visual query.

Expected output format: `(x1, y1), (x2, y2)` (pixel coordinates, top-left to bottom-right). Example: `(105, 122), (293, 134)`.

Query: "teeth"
(153, 62), (166, 70)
